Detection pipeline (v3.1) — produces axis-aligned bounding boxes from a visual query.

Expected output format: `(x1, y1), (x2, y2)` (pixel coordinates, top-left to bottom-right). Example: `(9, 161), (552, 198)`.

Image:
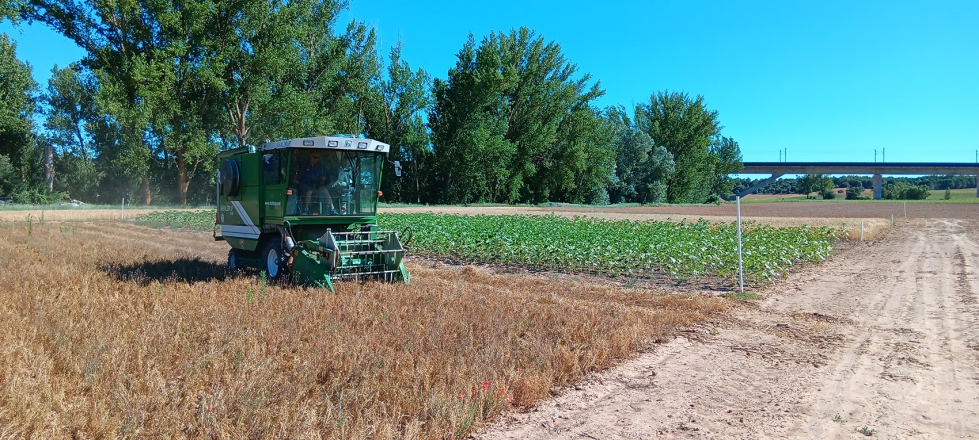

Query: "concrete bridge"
(738, 162), (979, 199)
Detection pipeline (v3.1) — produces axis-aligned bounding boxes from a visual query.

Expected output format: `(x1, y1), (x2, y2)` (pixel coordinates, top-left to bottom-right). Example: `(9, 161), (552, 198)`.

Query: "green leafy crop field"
(139, 211), (838, 287)
(135, 209), (216, 230)
(379, 213), (837, 286)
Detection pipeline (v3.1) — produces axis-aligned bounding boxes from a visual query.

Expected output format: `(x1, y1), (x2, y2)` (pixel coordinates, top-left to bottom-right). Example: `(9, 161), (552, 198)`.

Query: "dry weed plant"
(0, 222), (725, 438)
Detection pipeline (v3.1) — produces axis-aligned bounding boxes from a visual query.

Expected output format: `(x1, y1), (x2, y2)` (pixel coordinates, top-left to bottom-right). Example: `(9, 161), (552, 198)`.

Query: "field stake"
(121, 198), (125, 220)
(860, 221), (864, 241)
(737, 196), (744, 294)
(904, 202), (907, 218)
(892, 214), (895, 226)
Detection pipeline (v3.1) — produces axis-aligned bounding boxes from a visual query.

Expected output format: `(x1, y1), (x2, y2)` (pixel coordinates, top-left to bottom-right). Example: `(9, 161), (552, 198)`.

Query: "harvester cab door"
(261, 150), (287, 220)
(356, 155), (381, 215)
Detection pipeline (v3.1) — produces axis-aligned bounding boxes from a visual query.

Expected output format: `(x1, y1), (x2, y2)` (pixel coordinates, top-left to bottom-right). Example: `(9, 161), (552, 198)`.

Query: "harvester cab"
(214, 136), (410, 291)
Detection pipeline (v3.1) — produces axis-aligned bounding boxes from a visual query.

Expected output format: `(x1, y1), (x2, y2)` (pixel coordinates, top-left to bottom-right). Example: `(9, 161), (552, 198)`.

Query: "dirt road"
(478, 219), (979, 439)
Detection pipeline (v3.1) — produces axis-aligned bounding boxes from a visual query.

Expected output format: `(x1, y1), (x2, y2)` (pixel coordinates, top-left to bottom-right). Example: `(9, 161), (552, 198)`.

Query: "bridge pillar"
(873, 174), (883, 200)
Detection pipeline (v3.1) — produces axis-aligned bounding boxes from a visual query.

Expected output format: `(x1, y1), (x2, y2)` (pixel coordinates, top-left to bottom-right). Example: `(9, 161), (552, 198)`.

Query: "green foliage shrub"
(883, 182), (929, 200)
(10, 188), (67, 204)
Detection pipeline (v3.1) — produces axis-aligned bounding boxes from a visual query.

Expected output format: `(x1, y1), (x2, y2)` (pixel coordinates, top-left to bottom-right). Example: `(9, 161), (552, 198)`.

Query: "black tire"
(228, 248), (241, 270)
(220, 159), (240, 197)
(261, 237), (287, 280)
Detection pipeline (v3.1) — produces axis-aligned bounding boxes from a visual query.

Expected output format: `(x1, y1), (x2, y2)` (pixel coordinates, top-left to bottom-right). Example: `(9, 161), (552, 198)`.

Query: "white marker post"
(860, 221), (865, 241)
(904, 202), (907, 218)
(121, 197), (125, 220)
(737, 196), (744, 294)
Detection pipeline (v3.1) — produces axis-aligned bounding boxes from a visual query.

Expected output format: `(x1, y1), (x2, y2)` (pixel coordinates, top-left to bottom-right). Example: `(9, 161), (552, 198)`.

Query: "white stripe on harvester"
(221, 201), (261, 238)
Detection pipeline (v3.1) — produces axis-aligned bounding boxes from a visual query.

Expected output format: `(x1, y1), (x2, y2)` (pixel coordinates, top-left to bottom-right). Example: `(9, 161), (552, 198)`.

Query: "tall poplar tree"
(0, 33), (37, 196)
(635, 91), (721, 203)
(41, 63), (102, 201)
(364, 43), (431, 204)
(430, 27), (610, 204)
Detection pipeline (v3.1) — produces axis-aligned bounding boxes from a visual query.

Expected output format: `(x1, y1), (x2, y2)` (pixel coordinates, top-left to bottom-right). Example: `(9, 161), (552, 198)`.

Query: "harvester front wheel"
(262, 238), (287, 280)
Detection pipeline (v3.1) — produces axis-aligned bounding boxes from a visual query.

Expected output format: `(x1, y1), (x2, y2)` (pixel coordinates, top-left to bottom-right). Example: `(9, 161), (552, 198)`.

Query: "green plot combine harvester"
(214, 136), (410, 291)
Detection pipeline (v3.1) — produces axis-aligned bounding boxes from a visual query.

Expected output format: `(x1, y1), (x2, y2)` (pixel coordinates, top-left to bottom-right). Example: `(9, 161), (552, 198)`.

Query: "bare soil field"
(477, 218), (979, 439)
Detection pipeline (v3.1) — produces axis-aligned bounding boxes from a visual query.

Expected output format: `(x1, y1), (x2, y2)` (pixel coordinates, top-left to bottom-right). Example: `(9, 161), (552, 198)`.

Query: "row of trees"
(733, 174), (976, 200)
(1, 0), (742, 205)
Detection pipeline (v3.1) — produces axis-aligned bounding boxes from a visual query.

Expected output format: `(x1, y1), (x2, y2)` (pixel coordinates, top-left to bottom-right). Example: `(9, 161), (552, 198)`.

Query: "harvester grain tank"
(214, 136), (409, 290)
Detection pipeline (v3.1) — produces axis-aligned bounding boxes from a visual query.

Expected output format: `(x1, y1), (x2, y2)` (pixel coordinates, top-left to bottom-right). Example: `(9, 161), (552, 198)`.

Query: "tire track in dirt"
(477, 219), (979, 439)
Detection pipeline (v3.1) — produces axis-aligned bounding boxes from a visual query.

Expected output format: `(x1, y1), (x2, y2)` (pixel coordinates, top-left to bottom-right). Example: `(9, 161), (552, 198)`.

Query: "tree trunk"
(413, 160), (420, 204)
(176, 152), (190, 205)
(44, 143), (55, 192)
(141, 175), (152, 205)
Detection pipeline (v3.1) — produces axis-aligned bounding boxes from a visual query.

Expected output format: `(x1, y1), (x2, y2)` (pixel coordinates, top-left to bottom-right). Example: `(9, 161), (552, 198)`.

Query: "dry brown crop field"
(0, 221), (724, 438)
(0, 209), (187, 223)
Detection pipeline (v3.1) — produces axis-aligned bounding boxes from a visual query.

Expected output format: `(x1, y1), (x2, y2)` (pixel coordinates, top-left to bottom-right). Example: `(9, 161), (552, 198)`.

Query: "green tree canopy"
(42, 63), (94, 158)
(1, 0), (24, 22)
(797, 174), (832, 199)
(710, 136), (744, 197)
(41, 63), (103, 201)
(365, 43), (432, 204)
(605, 106), (675, 204)
(429, 27), (610, 204)
(29, 0), (380, 204)
(635, 91), (723, 203)
(0, 33), (37, 195)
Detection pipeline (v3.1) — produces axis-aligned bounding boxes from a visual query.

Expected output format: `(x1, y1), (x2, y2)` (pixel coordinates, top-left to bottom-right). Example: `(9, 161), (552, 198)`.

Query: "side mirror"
(394, 161), (402, 177)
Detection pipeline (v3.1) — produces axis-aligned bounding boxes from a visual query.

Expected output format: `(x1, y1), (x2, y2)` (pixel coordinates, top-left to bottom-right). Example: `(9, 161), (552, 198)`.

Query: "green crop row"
(134, 210), (216, 230)
(378, 213), (837, 286)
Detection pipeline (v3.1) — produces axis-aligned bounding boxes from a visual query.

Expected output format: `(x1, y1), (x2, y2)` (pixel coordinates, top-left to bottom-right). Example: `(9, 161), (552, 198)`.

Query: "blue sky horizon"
(4, 0), (977, 166)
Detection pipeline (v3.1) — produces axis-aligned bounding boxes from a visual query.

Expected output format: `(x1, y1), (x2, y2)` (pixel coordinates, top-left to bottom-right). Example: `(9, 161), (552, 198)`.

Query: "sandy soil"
(476, 218), (979, 439)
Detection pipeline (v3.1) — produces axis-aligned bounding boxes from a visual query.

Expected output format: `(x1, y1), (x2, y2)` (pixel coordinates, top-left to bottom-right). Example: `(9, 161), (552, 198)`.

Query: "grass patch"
(729, 292), (763, 300)
(926, 188), (978, 202)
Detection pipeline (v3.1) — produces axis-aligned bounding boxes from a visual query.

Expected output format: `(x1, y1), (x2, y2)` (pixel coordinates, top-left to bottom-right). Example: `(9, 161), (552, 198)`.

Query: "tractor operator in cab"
(292, 150), (340, 215)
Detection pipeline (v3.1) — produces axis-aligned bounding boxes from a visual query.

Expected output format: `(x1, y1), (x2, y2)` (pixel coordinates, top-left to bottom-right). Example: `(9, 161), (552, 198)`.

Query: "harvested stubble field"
(0, 221), (725, 438)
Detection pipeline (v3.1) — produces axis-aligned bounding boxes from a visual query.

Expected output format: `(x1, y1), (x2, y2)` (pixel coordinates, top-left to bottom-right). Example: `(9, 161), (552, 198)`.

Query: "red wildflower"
(482, 380), (489, 389)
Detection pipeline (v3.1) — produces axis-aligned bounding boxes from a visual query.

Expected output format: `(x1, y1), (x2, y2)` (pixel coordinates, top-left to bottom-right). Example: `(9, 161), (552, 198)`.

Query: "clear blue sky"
(4, 0), (978, 164)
